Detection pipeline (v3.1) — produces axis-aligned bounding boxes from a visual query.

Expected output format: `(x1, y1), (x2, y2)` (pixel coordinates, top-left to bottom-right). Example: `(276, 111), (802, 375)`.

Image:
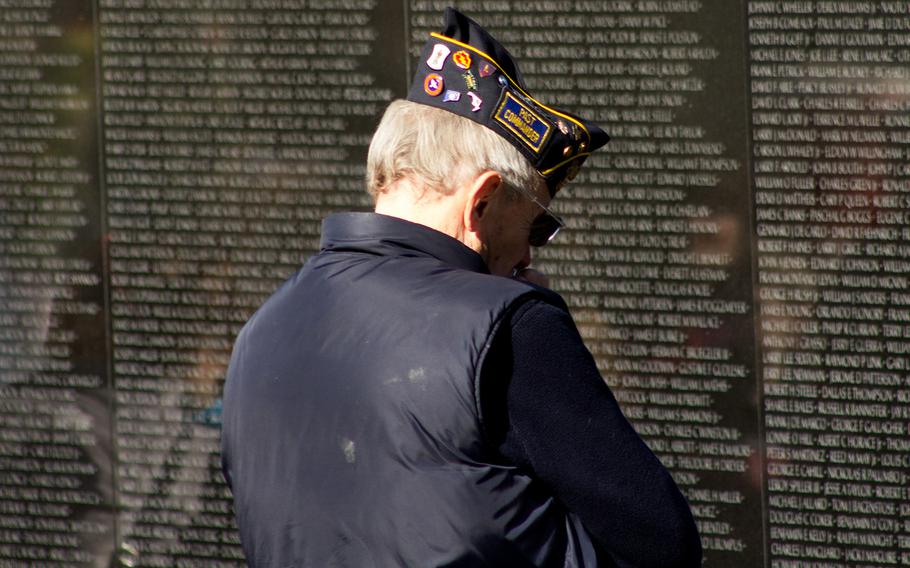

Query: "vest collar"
(320, 212), (490, 274)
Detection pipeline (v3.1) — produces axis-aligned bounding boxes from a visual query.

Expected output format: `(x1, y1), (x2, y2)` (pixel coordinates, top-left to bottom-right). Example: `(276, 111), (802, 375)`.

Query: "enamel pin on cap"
(426, 44), (450, 70)
(462, 70), (477, 91)
(423, 73), (444, 96)
(406, 8), (610, 195)
(467, 92), (482, 112)
(452, 50), (471, 69)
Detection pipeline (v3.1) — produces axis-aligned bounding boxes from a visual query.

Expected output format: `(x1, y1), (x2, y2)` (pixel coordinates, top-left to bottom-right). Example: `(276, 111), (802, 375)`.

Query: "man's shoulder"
(310, 246), (540, 303)
(408, 263), (568, 318)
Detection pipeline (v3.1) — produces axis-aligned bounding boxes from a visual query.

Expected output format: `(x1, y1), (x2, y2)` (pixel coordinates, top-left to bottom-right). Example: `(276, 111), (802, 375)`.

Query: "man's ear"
(463, 170), (503, 236)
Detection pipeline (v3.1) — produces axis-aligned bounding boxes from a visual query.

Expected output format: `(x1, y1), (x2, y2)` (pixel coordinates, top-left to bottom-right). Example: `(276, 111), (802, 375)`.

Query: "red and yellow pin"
(452, 50), (471, 69)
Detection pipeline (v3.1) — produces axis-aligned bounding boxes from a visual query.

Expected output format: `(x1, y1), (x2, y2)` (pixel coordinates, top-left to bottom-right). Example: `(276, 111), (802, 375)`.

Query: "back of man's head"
(366, 99), (543, 202)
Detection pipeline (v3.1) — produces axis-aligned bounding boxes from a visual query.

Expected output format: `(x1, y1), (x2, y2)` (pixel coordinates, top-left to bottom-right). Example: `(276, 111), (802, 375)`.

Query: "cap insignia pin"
(467, 92), (482, 112)
(452, 50), (472, 69)
(462, 70), (477, 91)
(479, 61), (495, 77)
(443, 89), (461, 102)
(424, 73), (444, 96)
(426, 44), (450, 70)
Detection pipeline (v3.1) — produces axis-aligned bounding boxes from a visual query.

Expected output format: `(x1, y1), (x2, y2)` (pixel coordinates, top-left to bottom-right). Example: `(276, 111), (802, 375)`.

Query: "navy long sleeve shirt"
(480, 299), (703, 568)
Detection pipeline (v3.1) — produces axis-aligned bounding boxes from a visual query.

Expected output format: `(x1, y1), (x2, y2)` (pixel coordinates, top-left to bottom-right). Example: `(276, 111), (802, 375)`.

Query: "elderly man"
(221, 8), (701, 567)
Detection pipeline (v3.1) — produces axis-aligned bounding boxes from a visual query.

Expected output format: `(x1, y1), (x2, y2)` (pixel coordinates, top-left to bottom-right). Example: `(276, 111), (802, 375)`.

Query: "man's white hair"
(366, 99), (544, 200)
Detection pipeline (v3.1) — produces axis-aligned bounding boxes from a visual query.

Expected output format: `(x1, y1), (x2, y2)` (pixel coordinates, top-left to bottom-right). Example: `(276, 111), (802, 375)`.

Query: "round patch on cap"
(424, 73), (444, 96)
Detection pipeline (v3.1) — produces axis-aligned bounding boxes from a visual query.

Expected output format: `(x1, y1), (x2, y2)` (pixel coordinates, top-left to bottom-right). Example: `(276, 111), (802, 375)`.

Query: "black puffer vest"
(222, 213), (599, 567)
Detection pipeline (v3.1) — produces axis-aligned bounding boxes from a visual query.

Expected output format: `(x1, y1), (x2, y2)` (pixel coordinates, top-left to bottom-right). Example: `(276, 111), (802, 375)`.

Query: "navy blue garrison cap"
(407, 7), (610, 196)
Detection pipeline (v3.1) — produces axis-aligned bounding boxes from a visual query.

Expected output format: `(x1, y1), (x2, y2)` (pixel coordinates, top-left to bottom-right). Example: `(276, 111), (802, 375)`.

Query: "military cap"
(407, 7), (610, 196)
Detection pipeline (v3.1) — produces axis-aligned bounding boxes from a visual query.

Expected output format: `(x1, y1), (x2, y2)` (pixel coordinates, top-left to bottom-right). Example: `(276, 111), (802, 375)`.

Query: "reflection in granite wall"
(0, 1), (113, 564)
(98, 1), (403, 564)
(1, 0), (909, 566)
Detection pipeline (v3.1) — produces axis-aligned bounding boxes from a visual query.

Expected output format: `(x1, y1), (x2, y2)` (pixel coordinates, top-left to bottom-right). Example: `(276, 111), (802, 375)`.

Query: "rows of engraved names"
(0, 1), (111, 564)
(546, 5), (750, 559)
(750, 2), (910, 565)
(98, 0), (391, 563)
(407, 1), (757, 560)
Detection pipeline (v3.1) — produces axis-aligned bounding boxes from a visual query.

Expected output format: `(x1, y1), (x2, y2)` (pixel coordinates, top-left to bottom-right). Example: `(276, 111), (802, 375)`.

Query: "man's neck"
(373, 180), (469, 246)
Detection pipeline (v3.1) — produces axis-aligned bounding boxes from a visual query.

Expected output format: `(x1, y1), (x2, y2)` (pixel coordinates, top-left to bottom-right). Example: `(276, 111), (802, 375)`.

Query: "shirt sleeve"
(480, 299), (703, 568)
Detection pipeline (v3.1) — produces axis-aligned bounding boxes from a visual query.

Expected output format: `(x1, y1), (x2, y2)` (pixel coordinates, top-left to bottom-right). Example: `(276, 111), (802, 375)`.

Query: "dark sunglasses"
(508, 184), (565, 247)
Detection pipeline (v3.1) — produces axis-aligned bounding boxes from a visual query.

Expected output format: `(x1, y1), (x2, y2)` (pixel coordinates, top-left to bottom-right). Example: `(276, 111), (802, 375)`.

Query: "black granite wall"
(1, 1), (909, 565)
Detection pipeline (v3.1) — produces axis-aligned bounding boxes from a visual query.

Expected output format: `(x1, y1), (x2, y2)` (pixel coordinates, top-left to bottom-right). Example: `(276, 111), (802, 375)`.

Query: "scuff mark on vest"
(340, 437), (356, 463)
(408, 367), (427, 389)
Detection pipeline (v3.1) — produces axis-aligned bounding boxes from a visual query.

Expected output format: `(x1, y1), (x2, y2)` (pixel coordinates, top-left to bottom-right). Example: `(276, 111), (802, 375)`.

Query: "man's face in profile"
(478, 186), (547, 277)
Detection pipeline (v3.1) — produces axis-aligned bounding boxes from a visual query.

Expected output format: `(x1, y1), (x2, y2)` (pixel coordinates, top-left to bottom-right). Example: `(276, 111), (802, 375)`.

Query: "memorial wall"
(0, 0), (908, 566)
